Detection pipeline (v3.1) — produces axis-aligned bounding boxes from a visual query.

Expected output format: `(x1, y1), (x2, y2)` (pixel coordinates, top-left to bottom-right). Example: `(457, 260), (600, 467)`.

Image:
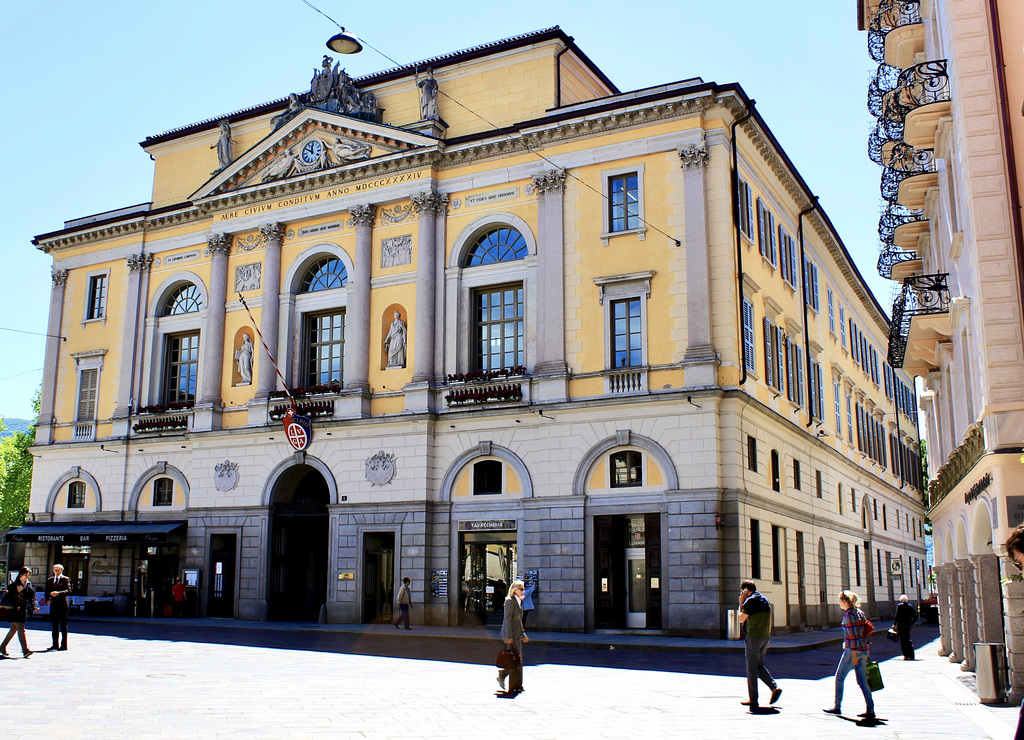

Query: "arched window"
(163, 284), (203, 315)
(610, 450), (642, 487)
(67, 481), (85, 509)
(464, 227), (528, 266)
(301, 257), (348, 292)
(153, 478), (174, 506)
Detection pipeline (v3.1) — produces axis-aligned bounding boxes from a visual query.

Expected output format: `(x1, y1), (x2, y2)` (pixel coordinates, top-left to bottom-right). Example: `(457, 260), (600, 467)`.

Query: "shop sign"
(1007, 496), (1024, 528)
(91, 559), (118, 576)
(964, 473), (992, 505)
(458, 519), (516, 532)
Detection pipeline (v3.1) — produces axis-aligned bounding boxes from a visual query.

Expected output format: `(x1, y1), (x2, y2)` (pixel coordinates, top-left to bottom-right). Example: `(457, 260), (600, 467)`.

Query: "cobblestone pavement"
(0, 621), (1017, 739)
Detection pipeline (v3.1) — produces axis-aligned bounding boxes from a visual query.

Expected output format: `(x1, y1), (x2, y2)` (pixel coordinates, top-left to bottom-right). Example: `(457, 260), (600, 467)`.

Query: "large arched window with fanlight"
(301, 257), (348, 292)
(160, 283), (203, 404)
(464, 228), (526, 371)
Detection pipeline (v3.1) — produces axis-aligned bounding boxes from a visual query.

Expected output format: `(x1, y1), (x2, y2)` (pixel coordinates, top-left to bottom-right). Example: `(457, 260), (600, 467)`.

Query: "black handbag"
(495, 646), (521, 670)
(886, 627), (899, 642)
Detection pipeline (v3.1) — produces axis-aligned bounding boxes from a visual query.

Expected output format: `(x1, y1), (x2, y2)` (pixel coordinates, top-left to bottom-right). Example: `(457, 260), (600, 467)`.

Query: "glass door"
(625, 547), (647, 628)
(460, 538), (517, 625)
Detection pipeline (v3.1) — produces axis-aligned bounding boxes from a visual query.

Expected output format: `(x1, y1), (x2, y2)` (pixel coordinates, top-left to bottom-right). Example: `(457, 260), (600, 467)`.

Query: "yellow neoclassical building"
(18, 27), (924, 633)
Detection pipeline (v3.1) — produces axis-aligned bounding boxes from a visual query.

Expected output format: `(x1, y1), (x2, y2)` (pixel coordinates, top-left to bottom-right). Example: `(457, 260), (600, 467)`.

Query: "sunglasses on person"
(1010, 554), (1024, 571)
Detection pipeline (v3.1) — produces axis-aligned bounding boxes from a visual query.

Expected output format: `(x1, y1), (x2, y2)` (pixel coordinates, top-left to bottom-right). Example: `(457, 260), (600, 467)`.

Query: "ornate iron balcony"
(868, 0), (923, 63)
(877, 246), (919, 279)
(879, 143), (935, 202)
(887, 273), (951, 368)
(896, 60), (950, 114)
(878, 201), (926, 248)
(867, 63), (903, 126)
(868, 120), (904, 166)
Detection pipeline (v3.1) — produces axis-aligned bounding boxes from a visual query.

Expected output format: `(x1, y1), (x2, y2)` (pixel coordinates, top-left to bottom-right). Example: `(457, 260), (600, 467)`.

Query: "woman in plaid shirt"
(823, 590), (875, 720)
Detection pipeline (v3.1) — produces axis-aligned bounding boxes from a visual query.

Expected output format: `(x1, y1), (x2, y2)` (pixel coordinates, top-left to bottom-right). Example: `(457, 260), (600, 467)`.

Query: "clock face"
(300, 139), (324, 164)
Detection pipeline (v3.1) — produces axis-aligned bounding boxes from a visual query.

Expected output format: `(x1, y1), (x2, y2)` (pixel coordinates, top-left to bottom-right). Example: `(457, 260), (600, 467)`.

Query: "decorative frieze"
(126, 253), (154, 272)
(378, 204), (414, 225)
(348, 204), (376, 228)
(532, 169), (567, 195)
(678, 141), (709, 170)
(235, 232), (266, 252)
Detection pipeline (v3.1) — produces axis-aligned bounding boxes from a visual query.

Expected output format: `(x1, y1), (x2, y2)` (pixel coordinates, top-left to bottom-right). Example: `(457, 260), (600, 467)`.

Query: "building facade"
(21, 27), (924, 634)
(858, 0), (1024, 692)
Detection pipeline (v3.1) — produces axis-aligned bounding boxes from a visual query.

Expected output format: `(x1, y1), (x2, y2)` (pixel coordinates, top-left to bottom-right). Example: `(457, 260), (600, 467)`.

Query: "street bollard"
(975, 643), (1007, 704)
(727, 609), (742, 640)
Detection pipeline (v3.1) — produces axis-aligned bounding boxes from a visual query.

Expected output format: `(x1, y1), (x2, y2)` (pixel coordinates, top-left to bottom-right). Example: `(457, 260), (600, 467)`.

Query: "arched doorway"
(268, 466), (329, 621)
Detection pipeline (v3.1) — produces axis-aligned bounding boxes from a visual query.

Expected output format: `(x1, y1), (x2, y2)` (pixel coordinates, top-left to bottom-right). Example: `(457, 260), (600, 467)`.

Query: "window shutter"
(745, 184), (755, 237)
(810, 263), (819, 310)
(78, 369), (98, 421)
(763, 318), (773, 386)
(776, 327), (785, 392)
(757, 199), (767, 257)
(795, 345), (804, 406)
(742, 299), (756, 372)
(778, 226), (788, 281)
(768, 212), (777, 265)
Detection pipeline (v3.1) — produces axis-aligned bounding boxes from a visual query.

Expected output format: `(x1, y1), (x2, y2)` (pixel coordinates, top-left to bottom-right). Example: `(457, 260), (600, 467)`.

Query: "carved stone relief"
(214, 460), (240, 492)
(365, 451), (397, 486)
(381, 236), (412, 268)
(235, 263), (262, 293)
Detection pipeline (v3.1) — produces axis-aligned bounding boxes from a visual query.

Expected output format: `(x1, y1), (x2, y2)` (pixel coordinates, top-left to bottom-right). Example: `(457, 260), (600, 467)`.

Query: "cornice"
(37, 208), (205, 254)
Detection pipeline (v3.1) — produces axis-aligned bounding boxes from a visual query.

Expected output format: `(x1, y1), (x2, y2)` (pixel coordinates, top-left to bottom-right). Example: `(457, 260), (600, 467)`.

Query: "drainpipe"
(798, 199), (819, 428)
(554, 42), (570, 108)
(732, 101), (755, 385)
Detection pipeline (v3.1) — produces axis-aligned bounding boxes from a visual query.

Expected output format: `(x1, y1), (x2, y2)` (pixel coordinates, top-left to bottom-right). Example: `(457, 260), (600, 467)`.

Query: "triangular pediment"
(192, 108), (441, 200)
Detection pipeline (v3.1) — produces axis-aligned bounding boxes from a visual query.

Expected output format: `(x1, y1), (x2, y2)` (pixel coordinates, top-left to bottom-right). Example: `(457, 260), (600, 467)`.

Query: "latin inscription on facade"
(163, 250), (201, 266)
(299, 221), (344, 238)
(465, 186), (519, 207)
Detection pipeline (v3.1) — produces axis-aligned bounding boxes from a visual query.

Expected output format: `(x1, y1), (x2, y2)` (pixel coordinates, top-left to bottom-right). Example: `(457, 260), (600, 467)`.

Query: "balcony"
(72, 422), (96, 442)
(603, 367), (648, 395)
(887, 273), (952, 370)
(443, 368), (529, 410)
(877, 246), (920, 281)
(898, 60), (951, 148)
(877, 202), (927, 273)
(132, 407), (193, 435)
(879, 142), (936, 208)
(868, 0), (924, 68)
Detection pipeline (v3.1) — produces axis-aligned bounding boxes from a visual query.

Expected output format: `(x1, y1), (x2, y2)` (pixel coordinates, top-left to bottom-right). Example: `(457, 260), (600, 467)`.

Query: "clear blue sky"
(0, 1), (882, 421)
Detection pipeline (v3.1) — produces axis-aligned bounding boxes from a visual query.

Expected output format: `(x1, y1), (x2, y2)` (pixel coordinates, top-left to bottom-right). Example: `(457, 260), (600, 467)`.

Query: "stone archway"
(266, 464), (331, 621)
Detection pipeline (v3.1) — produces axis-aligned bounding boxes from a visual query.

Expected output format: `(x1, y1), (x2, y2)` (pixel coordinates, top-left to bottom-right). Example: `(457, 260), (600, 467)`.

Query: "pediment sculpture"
(260, 134), (372, 183)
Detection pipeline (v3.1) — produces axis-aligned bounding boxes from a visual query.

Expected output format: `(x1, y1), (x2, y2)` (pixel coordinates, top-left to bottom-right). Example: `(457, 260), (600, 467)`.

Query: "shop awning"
(6, 521), (186, 544)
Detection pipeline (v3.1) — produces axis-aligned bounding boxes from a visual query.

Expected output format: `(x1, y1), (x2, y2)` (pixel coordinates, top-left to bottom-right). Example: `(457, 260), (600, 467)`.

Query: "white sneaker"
(497, 676), (506, 690)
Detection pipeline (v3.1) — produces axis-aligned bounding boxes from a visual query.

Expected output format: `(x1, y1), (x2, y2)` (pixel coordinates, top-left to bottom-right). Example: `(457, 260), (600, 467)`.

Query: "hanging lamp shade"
(326, 29), (363, 54)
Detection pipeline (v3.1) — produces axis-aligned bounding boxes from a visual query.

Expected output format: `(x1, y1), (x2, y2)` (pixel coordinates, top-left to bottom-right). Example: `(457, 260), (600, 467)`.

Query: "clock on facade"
(300, 139), (324, 165)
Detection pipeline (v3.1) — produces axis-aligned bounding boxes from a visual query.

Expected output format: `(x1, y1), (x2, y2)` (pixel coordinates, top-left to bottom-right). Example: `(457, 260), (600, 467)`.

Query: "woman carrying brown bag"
(497, 580), (529, 695)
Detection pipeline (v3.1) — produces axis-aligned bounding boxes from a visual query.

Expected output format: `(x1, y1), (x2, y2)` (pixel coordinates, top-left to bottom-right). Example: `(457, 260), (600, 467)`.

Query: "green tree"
(0, 391), (38, 530)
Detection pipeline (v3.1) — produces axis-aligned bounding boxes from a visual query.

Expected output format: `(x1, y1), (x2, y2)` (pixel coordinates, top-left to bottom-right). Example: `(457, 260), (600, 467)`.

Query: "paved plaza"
(0, 620), (1018, 739)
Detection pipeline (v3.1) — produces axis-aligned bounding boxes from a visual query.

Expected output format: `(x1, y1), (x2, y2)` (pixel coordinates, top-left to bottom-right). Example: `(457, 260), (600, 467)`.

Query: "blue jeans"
(834, 647), (874, 714)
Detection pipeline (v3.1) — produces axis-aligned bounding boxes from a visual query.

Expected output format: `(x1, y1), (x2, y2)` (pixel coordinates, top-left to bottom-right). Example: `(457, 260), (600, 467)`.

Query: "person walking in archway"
(893, 594), (917, 660)
(393, 577), (412, 630)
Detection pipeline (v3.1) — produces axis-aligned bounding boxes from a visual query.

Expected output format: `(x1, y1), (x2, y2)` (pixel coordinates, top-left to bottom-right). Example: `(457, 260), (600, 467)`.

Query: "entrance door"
(625, 547), (646, 628)
(460, 535), (516, 626)
(268, 467), (329, 621)
(362, 532), (395, 623)
(208, 534), (236, 618)
(594, 513), (661, 629)
(61, 555), (89, 595)
(796, 531), (807, 626)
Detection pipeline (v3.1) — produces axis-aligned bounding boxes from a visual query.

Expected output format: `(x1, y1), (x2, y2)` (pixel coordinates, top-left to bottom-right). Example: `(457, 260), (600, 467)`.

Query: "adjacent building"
(18, 27), (924, 634)
(857, 0), (1024, 692)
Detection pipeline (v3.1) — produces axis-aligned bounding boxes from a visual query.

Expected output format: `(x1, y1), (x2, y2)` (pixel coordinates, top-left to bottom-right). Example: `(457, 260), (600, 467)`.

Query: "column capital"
(411, 190), (448, 217)
(51, 269), (68, 286)
(532, 169), (567, 195)
(348, 204), (377, 228)
(678, 141), (709, 170)
(206, 233), (232, 256)
(259, 222), (286, 243)
(126, 253), (154, 272)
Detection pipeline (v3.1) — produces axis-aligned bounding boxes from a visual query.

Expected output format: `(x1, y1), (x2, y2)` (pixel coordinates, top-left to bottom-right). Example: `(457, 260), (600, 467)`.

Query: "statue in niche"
(211, 120), (233, 173)
(235, 334), (254, 386)
(383, 311), (407, 369)
(418, 69), (439, 121)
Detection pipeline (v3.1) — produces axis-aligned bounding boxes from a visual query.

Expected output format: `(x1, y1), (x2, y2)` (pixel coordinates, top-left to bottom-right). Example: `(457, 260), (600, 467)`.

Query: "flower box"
(269, 399), (336, 420)
(269, 382), (342, 401)
(136, 402), (194, 416)
(445, 367), (526, 385)
(132, 415), (189, 434)
(444, 383), (523, 407)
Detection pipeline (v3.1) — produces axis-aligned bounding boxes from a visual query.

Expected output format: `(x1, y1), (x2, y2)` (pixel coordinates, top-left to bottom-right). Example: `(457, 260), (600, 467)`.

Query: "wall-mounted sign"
(458, 519), (516, 532)
(282, 408), (312, 452)
(431, 569), (448, 598)
(1007, 496), (1024, 528)
(965, 473), (993, 505)
(465, 186), (519, 208)
(163, 250), (201, 266)
(298, 221), (343, 238)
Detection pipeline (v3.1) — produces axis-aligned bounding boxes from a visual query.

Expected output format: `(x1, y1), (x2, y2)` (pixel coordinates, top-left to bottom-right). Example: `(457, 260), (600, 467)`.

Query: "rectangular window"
(475, 284), (524, 371)
(609, 173), (640, 232)
(610, 297), (643, 368)
(741, 298), (756, 372)
(803, 257), (819, 311)
(775, 327), (785, 394)
(833, 381), (842, 436)
(164, 332), (200, 404)
(851, 487), (857, 513)
(840, 543), (850, 589)
(751, 519), (761, 580)
(767, 211), (777, 266)
(877, 549), (883, 586)
(67, 481), (86, 509)
(870, 349), (879, 385)
(854, 544), (861, 586)
(850, 321), (859, 364)
(305, 310), (345, 386)
(739, 180), (755, 240)
(778, 225), (789, 285)
(816, 469), (823, 499)
(747, 435), (757, 472)
(785, 338), (796, 403)
(827, 289), (835, 333)
(840, 307), (847, 348)
(610, 450), (643, 487)
(794, 345), (804, 406)
(763, 319), (774, 388)
(473, 460), (503, 495)
(783, 230), (798, 286)
(809, 357), (823, 419)
(771, 525), (782, 582)
(846, 393), (853, 441)
(793, 459), (801, 490)
(77, 368), (98, 422)
(153, 478), (173, 507)
(86, 274), (107, 321)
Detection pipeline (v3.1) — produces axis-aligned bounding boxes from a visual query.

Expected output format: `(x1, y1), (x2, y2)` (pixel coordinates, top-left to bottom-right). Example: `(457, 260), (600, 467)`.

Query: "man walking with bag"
(738, 580), (781, 712)
(45, 564), (72, 651)
(393, 577), (412, 630)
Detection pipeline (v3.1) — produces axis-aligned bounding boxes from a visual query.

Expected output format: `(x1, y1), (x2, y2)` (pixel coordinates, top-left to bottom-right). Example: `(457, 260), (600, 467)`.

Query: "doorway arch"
(266, 464), (330, 621)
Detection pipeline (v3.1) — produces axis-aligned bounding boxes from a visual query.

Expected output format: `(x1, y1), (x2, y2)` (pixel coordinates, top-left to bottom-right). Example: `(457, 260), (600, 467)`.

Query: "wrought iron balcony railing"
(887, 273), (951, 368)
(868, 120), (904, 166)
(867, 62), (903, 125)
(896, 60), (950, 115)
(878, 201), (927, 248)
(879, 143), (935, 202)
(868, 0), (923, 63)
(877, 246), (919, 279)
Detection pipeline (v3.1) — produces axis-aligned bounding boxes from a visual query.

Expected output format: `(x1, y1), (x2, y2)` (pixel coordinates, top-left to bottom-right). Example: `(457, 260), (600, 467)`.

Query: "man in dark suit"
(46, 564), (72, 651)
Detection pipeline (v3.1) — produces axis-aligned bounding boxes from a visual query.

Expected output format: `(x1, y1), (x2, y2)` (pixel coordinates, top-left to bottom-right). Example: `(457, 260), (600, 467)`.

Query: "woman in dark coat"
(1, 567), (38, 658)
(497, 580), (529, 695)
(893, 594), (917, 660)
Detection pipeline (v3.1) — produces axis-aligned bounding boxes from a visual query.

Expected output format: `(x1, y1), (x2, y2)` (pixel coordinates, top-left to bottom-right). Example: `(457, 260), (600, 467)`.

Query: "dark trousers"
(498, 637), (524, 691)
(744, 637), (777, 705)
(394, 604), (410, 628)
(898, 628), (914, 660)
(51, 612), (68, 649)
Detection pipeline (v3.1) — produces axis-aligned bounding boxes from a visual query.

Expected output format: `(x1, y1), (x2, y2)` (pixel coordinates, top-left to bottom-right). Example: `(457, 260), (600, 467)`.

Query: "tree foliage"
(0, 392), (38, 530)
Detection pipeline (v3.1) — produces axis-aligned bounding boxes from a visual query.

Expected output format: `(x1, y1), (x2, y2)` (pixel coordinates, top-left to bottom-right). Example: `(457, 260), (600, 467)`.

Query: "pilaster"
(406, 190), (445, 410)
(37, 269), (68, 445)
(948, 560), (964, 663)
(255, 223), (285, 399)
(937, 564), (953, 655)
(1003, 566), (1024, 702)
(196, 234), (231, 430)
(113, 253), (153, 435)
(532, 169), (570, 402)
(958, 559), (979, 671)
(346, 206), (374, 396)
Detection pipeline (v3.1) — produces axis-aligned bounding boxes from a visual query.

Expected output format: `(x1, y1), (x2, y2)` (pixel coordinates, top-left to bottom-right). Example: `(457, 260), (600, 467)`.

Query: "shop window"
(153, 478), (174, 507)
(305, 310), (345, 386)
(610, 450), (643, 488)
(464, 227), (528, 266)
(770, 449), (780, 492)
(67, 481), (85, 509)
(473, 284), (524, 371)
(86, 274), (107, 321)
(473, 460), (502, 495)
(301, 257), (348, 292)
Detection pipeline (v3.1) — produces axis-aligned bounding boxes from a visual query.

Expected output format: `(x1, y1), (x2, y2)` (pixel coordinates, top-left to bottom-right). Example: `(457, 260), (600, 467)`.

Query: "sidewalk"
(59, 613), (845, 653)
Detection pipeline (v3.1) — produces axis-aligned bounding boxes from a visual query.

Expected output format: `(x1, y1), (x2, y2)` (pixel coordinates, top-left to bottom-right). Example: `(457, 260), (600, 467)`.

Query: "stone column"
(948, 561), (965, 663)
(959, 559), (980, 671)
(532, 169), (568, 375)
(409, 190), (446, 385)
(255, 223), (285, 398)
(37, 269), (68, 445)
(937, 564), (953, 656)
(346, 205), (375, 393)
(1003, 568), (1024, 702)
(196, 234), (231, 431)
(975, 554), (1005, 644)
(678, 139), (718, 387)
(114, 254), (153, 420)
